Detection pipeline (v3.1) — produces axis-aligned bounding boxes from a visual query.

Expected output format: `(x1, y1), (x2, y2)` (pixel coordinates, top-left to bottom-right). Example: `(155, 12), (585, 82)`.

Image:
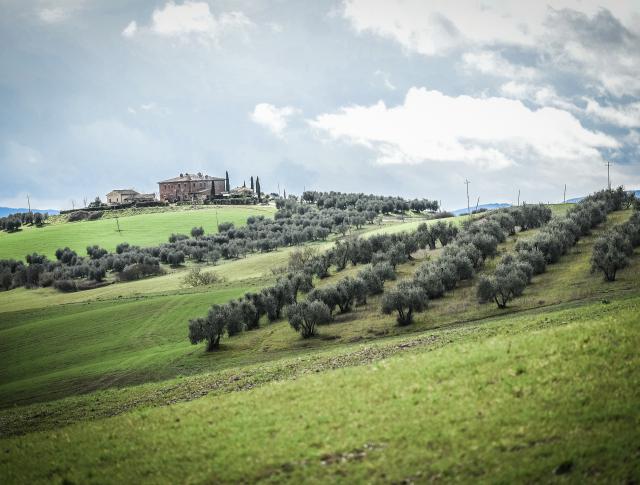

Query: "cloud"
(38, 7), (68, 23)
(343, 1), (640, 97)
(462, 51), (538, 80)
(148, 1), (252, 42)
(499, 82), (577, 111)
(309, 87), (617, 172)
(585, 99), (640, 128)
(250, 103), (300, 137)
(543, 9), (640, 97)
(122, 21), (137, 38)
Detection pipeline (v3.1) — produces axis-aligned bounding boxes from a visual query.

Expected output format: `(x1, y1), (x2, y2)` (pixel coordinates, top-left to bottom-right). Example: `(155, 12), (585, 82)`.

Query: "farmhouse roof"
(158, 172), (225, 184)
(107, 189), (139, 195)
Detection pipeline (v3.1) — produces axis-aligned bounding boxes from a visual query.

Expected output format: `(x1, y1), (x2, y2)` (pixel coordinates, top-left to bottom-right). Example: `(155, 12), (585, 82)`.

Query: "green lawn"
(0, 205), (275, 260)
(1, 295), (638, 483)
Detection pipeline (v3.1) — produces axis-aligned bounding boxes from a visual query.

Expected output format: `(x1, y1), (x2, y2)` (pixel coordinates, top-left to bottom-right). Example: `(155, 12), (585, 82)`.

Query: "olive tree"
(188, 304), (228, 351)
(287, 300), (332, 338)
(477, 261), (530, 308)
(191, 226), (205, 238)
(381, 281), (428, 326)
(591, 231), (631, 281)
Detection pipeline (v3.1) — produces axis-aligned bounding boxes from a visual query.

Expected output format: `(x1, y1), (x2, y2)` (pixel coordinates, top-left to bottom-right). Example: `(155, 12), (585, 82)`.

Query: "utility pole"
(563, 184), (566, 203)
(27, 194), (31, 214)
(475, 196), (480, 213)
(115, 216), (121, 233)
(464, 179), (471, 217)
(71, 199), (75, 210)
(215, 210), (220, 231)
(517, 189), (520, 207)
(605, 161), (612, 190)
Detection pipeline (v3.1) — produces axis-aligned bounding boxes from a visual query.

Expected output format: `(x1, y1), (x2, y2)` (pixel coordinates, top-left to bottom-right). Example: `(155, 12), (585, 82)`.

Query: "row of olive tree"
(188, 271), (315, 349)
(478, 188), (635, 308)
(0, 212), (47, 232)
(381, 202), (558, 324)
(300, 191), (439, 214)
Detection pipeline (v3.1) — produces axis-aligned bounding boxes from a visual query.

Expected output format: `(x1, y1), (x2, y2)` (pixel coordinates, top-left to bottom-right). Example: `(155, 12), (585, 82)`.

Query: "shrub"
(116, 242), (130, 254)
(191, 226), (205, 238)
(88, 266), (106, 282)
(53, 279), (78, 292)
(167, 251), (185, 267)
(287, 300), (332, 338)
(288, 246), (318, 272)
(217, 222), (234, 232)
(182, 267), (223, 287)
(88, 211), (103, 220)
(168, 233), (189, 243)
(67, 211), (90, 222)
(381, 281), (428, 326)
(86, 245), (108, 260)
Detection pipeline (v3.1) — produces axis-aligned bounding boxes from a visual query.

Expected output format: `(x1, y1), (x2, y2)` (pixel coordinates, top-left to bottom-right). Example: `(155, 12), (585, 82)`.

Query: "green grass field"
(0, 205), (275, 260)
(1, 203), (638, 483)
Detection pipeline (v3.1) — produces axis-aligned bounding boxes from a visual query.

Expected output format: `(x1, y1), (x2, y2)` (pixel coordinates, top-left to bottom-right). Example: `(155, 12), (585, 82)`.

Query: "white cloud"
(585, 99), (640, 128)
(499, 82), (577, 111)
(250, 103), (300, 137)
(310, 87), (617, 172)
(122, 21), (137, 38)
(462, 51), (538, 80)
(148, 1), (252, 42)
(38, 7), (68, 23)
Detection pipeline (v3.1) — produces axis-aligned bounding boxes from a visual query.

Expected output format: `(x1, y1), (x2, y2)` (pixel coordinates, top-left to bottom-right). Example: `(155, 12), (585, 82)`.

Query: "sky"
(1, 0), (639, 211)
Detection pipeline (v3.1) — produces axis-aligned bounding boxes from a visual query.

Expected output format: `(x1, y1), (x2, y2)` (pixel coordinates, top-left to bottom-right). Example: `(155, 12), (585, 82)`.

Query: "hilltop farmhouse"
(106, 189), (155, 205)
(158, 172), (227, 203)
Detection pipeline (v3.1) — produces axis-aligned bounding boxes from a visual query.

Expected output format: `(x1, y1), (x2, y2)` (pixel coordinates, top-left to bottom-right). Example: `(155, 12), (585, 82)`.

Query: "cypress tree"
(256, 177), (261, 202)
(250, 176), (254, 191)
(225, 171), (230, 192)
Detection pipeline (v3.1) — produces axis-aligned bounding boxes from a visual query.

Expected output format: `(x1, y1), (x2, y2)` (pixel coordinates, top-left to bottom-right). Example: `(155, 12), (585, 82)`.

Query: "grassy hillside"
(0, 205), (275, 260)
(1, 202), (637, 483)
(0, 208), (630, 410)
(1, 295), (638, 483)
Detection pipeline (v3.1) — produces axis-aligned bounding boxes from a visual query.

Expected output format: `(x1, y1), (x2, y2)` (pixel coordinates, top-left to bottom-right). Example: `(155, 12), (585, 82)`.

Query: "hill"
(0, 207), (59, 217)
(0, 201), (638, 483)
(450, 202), (511, 216)
(0, 205), (275, 260)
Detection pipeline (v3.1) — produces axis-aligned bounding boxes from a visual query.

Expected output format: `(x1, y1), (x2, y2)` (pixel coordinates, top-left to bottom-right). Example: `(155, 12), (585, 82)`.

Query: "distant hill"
(0, 207), (60, 217)
(566, 189), (640, 204)
(450, 203), (511, 216)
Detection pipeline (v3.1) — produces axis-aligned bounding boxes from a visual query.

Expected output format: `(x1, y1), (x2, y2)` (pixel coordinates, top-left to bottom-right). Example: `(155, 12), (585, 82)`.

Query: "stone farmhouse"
(158, 173), (227, 203)
(106, 189), (155, 205)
